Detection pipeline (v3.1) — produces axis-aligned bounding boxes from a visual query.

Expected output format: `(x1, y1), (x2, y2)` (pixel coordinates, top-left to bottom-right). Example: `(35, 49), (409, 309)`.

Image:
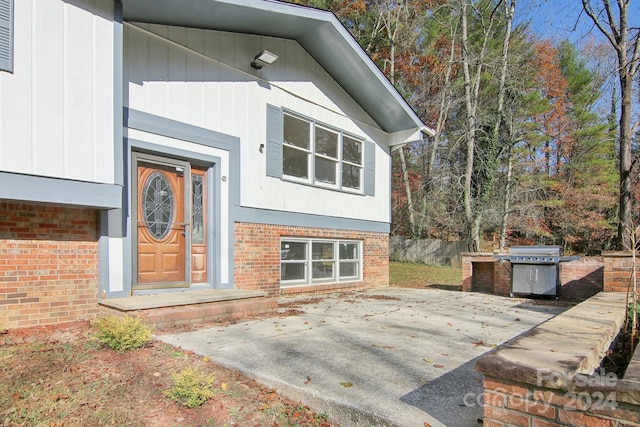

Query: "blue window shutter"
(0, 0), (13, 73)
(364, 141), (375, 196)
(266, 104), (283, 178)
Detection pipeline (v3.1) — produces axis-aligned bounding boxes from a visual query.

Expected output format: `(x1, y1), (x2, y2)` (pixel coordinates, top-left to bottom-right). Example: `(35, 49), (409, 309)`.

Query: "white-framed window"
(280, 238), (362, 286)
(282, 112), (364, 192)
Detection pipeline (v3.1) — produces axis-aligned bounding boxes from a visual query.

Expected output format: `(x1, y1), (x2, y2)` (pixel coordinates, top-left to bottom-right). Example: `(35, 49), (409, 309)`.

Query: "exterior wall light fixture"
(251, 50), (278, 69)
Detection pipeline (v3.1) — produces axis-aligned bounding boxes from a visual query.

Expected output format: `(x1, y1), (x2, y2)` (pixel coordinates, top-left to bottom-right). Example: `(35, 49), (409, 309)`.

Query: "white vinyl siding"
(127, 23), (391, 223)
(0, 0), (115, 183)
(280, 239), (362, 286)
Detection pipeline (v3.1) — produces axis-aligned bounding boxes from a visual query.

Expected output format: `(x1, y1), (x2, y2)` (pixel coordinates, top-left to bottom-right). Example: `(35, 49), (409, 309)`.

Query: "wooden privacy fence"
(389, 237), (470, 268)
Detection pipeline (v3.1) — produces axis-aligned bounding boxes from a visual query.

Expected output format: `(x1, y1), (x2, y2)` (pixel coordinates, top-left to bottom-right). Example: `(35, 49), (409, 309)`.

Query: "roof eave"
(121, 0), (431, 134)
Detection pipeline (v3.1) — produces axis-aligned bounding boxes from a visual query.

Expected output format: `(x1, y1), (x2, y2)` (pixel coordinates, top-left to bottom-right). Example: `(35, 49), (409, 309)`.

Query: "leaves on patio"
(340, 381), (353, 388)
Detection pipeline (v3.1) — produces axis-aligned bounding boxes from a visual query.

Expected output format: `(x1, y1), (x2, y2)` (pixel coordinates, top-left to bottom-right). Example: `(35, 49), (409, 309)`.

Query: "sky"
(516, 0), (640, 44)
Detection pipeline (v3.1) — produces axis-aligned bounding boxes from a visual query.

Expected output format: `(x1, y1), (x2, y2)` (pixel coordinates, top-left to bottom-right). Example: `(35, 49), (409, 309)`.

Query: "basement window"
(280, 239), (362, 286)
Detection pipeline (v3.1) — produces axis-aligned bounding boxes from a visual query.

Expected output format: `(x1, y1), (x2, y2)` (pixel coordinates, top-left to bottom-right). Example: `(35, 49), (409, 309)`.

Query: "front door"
(133, 153), (211, 289)
(135, 158), (188, 288)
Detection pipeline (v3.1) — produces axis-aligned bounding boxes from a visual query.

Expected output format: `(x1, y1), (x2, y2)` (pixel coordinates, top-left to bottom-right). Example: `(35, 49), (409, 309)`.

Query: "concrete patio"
(158, 288), (567, 427)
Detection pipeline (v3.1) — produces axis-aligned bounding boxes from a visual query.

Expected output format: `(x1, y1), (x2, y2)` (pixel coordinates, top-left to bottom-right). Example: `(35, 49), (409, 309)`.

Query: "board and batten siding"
(0, 0), (115, 184)
(125, 23), (392, 224)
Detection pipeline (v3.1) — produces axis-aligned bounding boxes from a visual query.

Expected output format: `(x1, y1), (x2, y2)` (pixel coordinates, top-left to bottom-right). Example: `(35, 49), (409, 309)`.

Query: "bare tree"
(581, 0), (640, 249)
(460, 0), (504, 250)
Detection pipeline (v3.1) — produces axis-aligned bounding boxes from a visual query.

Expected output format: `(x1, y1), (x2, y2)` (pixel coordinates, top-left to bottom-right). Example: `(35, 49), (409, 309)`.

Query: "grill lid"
(493, 246), (580, 264)
(508, 246), (561, 264)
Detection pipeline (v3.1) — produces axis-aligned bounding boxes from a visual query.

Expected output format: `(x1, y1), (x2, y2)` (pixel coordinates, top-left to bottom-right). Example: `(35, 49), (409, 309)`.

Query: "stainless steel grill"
(496, 246), (579, 297)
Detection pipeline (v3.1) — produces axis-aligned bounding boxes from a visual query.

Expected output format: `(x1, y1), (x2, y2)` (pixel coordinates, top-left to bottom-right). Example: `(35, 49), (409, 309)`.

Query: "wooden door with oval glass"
(133, 155), (209, 289)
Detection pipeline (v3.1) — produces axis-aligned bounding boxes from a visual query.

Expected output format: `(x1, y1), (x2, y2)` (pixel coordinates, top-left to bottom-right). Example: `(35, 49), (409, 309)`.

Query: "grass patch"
(389, 261), (461, 289)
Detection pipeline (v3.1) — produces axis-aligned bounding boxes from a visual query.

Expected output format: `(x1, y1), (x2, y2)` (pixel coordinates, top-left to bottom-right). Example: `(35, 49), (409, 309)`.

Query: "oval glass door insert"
(143, 171), (175, 240)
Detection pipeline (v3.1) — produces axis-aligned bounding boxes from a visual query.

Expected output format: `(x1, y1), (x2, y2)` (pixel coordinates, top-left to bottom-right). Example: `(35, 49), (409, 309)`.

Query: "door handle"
(178, 222), (190, 236)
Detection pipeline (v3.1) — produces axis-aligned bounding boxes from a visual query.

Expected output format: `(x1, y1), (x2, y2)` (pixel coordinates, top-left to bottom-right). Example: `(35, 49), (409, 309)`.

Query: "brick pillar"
(603, 251), (634, 292)
(461, 253), (510, 295)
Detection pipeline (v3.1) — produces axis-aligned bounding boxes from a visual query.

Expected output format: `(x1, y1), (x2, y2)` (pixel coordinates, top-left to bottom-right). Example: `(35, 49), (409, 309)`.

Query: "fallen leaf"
(423, 358), (435, 363)
(433, 364), (444, 368)
(340, 382), (353, 388)
(304, 376), (312, 384)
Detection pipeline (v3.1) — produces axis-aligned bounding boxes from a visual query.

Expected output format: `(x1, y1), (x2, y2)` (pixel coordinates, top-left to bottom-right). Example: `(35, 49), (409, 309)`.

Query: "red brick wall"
(483, 376), (639, 427)
(461, 253), (510, 296)
(0, 202), (100, 329)
(234, 222), (389, 297)
(472, 262), (494, 294)
(462, 253), (606, 299)
(559, 258), (604, 300)
(603, 252), (634, 292)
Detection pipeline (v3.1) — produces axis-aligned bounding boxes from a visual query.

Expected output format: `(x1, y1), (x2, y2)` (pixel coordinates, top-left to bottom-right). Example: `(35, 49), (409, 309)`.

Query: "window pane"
(343, 136), (362, 165)
(284, 114), (310, 150)
(283, 146), (309, 179)
(143, 171), (175, 240)
(282, 263), (306, 281)
(339, 261), (358, 278)
(315, 127), (338, 158)
(315, 156), (337, 184)
(192, 174), (204, 244)
(312, 261), (334, 279)
(312, 242), (334, 260)
(342, 163), (361, 190)
(339, 243), (358, 260)
(281, 241), (307, 260)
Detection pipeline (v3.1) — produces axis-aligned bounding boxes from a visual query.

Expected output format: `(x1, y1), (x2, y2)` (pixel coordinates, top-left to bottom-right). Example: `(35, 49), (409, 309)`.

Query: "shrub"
(164, 368), (216, 408)
(94, 316), (153, 351)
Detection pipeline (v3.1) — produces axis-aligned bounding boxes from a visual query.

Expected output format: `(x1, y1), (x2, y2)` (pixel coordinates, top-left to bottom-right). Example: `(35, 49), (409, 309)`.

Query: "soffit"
(122, 0), (431, 135)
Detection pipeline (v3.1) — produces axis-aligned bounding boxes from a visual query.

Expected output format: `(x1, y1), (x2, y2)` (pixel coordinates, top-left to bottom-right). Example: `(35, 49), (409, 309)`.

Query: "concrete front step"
(98, 289), (277, 330)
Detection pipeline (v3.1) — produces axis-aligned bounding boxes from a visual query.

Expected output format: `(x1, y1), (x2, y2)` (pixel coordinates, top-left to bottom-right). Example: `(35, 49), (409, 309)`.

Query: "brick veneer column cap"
(602, 251), (633, 257)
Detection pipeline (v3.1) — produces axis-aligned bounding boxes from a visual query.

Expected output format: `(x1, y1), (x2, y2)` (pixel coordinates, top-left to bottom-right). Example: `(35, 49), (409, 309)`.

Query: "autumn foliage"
(296, 0), (635, 255)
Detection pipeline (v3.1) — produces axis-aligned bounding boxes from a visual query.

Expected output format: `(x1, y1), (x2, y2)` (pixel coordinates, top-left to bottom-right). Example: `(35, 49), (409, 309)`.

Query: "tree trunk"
(460, 0), (501, 251)
(460, 0), (478, 250)
(581, 0), (640, 250)
(618, 70), (633, 249)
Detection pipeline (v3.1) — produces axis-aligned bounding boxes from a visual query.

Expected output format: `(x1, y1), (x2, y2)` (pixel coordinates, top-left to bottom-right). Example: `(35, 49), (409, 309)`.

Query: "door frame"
(131, 152), (192, 289)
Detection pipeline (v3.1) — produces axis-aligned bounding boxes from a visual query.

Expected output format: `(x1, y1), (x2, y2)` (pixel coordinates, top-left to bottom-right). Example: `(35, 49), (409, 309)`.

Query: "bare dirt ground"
(0, 320), (335, 427)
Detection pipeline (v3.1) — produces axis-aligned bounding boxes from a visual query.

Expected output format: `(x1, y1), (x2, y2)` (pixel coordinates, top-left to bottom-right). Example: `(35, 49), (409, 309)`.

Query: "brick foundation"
(0, 202), (100, 329)
(234, 222), (389, 297)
